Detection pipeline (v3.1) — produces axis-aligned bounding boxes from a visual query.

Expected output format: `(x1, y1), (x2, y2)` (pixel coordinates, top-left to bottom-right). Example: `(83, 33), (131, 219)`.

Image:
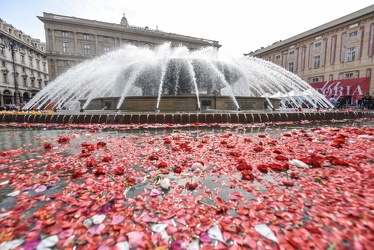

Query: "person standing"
(329, 95), (337, 106)
(360, 92), (372, 109)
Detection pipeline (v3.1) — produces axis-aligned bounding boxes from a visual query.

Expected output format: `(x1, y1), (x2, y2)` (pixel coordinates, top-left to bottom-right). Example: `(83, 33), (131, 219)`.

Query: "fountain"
(23, 43), (333, 112)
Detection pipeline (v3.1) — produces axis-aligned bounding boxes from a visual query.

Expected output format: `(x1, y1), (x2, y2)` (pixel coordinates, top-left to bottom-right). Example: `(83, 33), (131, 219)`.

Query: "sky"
(0, 0), (373, 57)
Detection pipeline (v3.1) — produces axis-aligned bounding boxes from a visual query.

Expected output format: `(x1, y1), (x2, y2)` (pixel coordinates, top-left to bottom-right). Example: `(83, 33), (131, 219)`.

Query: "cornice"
(38, 14), (220, 48)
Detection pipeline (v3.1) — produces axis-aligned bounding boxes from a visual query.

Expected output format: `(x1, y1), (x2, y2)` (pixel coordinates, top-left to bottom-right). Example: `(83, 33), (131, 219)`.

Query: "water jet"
(23, 43), (333, 112)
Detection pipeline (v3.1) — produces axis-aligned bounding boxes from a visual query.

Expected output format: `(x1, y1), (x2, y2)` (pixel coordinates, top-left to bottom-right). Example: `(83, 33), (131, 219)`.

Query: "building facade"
(0, 18), (49, 107)
(245, 5), (374, 103)
(38, 13), (221, 81)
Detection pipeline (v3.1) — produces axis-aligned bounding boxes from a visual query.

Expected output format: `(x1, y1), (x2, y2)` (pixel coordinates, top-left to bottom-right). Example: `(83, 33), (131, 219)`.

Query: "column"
(53, 59), (58, 80)
(51, 29), (56, 52)
(95, 35), (99, 55)
(74, 32), (78, 54)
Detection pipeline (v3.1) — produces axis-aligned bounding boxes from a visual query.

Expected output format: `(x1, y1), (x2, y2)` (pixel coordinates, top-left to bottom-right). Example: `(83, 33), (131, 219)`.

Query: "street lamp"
(0, 35), (20, 108)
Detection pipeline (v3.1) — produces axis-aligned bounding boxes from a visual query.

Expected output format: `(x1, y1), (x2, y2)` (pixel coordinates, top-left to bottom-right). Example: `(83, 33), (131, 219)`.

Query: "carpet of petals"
(0, 120), (373, 250)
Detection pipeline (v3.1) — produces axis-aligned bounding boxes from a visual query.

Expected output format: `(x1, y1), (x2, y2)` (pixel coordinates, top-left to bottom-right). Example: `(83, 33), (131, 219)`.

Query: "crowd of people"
(329, 92), (373, 109)
(359, 92), (373, 109)
(0, 104), (19, 111)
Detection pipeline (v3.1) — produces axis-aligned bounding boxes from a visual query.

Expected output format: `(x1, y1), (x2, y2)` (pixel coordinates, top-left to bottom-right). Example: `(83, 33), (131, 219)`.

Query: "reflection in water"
(0, 119), (372, 151)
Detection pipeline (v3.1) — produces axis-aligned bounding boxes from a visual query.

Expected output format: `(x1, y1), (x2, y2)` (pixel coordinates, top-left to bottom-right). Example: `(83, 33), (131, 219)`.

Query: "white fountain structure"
(23, 43), (333, 112)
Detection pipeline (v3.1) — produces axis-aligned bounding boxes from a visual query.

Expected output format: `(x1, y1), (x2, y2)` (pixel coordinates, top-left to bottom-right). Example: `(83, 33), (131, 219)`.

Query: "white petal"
(37, 235), (59, 249)
(254, 224), (279, 243)
(208, 226), (224, 242)
(191, 162), (203, 171)
(7, 190), (20, 196)
(0, 239), (24, 250)
(289, 159), (309, 168)
(116, 241), (129, 250)
(160, 178), (170, 189)
(83, 218), (93, 227)
(187, 239), (200, 250)
(92, 214), (106, 224)
(152, 223), (168, 233)
(0, 180), (9, 185)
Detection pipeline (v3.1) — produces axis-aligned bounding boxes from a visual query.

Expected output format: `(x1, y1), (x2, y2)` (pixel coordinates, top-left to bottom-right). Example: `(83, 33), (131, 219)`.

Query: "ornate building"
(38, 13), (221, 81)
(0, 18), (49, 107)
(245, 5), (374, 103)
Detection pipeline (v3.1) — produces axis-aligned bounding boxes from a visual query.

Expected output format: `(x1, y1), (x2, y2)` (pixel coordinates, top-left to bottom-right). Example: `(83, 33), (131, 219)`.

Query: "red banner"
(309, 77), (371, 103)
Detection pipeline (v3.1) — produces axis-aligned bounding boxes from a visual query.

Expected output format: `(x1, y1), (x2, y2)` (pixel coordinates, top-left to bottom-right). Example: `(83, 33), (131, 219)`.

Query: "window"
(31, 79), (35, 87)
(104, 47), (109, 54)
(314, 42), (321, 48)
(103, 36), (109, 43)
(61, 31), (68, 38)
(83, 34), (90, 40)
(347, 47), (356, 61)
(275, 55), (281, 60)
(1, 60), (5, 67)
(345, 73), (354, 78)
(349, 31), (358, 37)
(289, 51), (294, 55)
(288, 62), (294, 73)
(314, 55), (320, 68)
(0, 47), (4, 55)
(63, 61), (70, 67)
(62, 42), (69, 53)
(3, 73), (7, 83)
(21, 55), (25, 63)
(29, 58), (33, 67)
(23, 77), (27, 87)
(311, 77), (320, 82)
(84, 44), (90, 55)
(43, 63), (46, 71)
(37, 61), (40, 69)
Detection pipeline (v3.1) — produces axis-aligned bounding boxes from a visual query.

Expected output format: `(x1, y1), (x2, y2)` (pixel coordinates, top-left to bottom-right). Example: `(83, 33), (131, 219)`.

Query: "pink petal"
(199, 232), (211, 243)
(228, 194), (240, 201)
(149, 189), (163, 197)
(58, 228), (74, 239)
(97, 246), (110, 250)
(127, 231), (144, 249)
(35, 185), (47, 192)
(159, 219), (175, 225)
(24, 238), (41, 250)
(89, 223), (105, 234)
(111, 215), (124, 225)
(141, 214), (157, 223)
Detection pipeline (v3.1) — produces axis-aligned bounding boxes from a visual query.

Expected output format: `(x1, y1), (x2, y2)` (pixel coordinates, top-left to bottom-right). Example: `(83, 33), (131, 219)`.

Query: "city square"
(1, 1), (374, 249)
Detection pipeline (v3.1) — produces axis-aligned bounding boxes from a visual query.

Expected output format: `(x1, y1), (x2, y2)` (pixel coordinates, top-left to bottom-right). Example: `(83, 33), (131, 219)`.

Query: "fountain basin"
(82, 95), (281, 112)
(1, 110), (373, 124)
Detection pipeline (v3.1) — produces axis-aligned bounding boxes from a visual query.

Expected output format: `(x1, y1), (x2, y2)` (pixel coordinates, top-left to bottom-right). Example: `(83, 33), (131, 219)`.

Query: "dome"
(120, 13), (128, 26)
